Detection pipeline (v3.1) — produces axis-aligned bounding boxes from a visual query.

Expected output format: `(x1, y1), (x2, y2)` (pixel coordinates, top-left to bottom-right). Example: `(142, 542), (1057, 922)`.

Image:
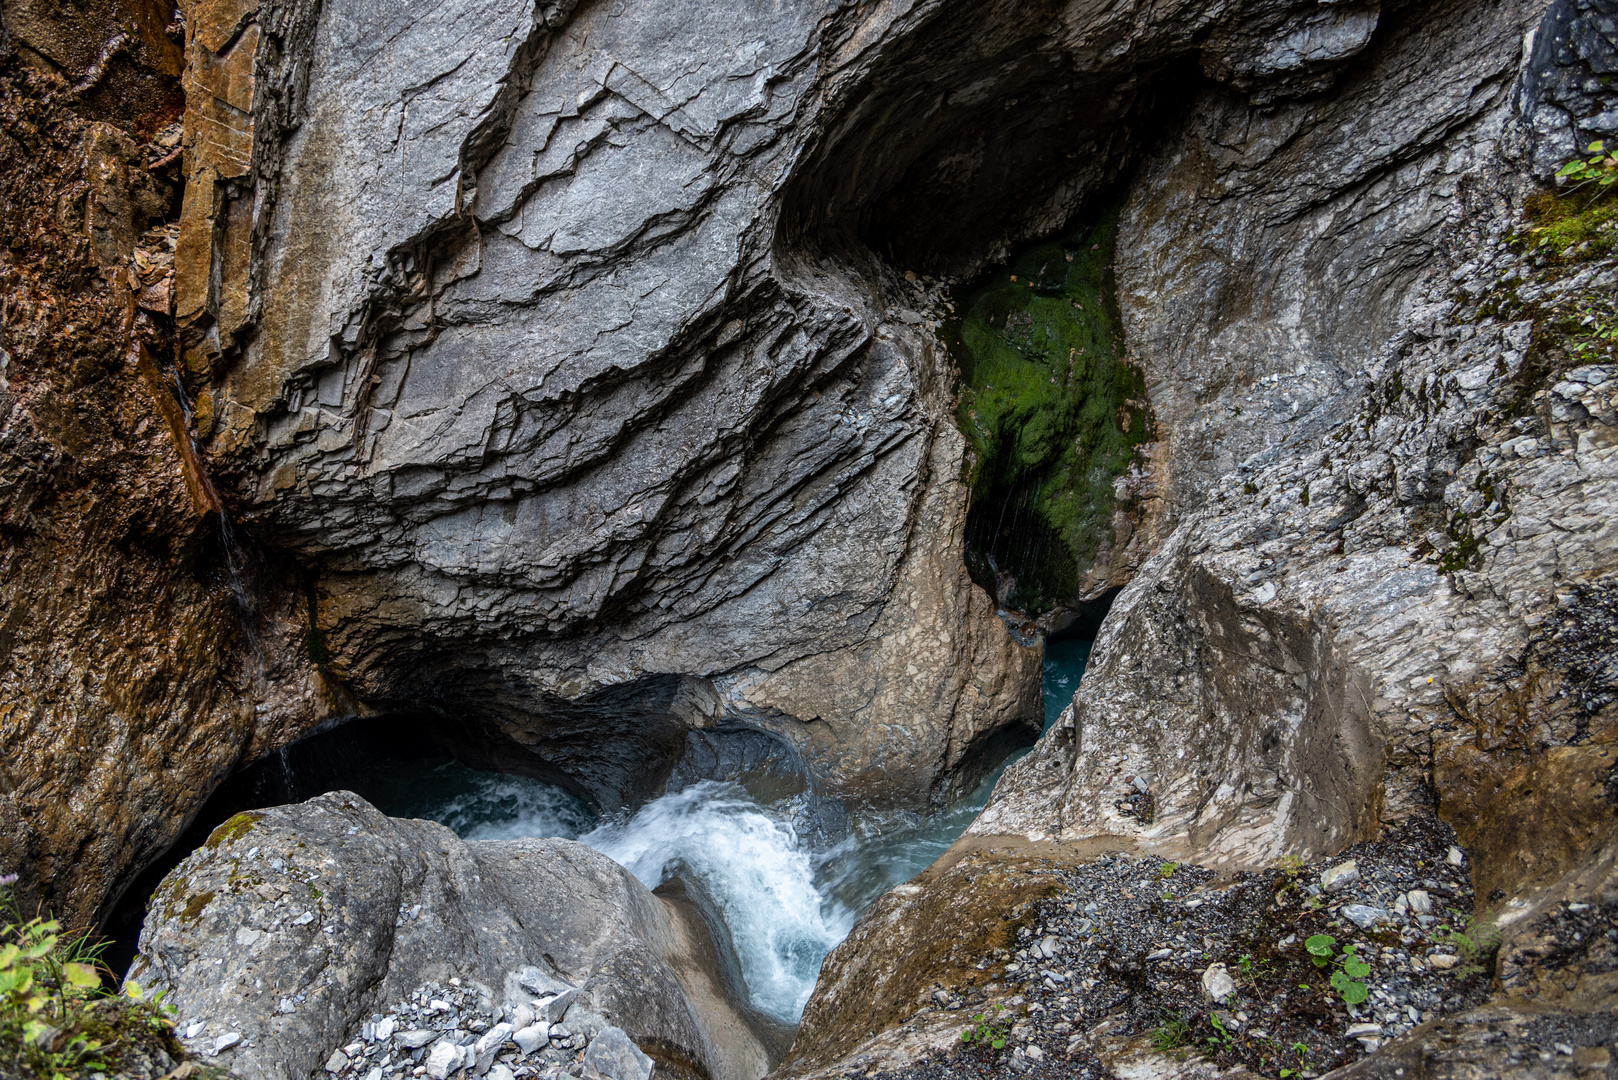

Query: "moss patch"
(204, 811), (262, 849)
(945, 208), (1149, 613)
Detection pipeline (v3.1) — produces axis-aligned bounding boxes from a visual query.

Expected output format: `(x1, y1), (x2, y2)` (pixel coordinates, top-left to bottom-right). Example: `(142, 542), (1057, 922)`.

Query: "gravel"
(842, 814), (1493, 1080)
(322, 977), (651, 1080)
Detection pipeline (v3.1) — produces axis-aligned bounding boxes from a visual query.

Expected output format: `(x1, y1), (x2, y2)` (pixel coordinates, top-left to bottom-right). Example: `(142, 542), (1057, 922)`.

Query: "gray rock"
(134, 792), (772, 1080)
(1341, 905), (1392, 930)
(582, 1026), (655, 1080)
(425, 1040), (464, 1080)
(1201, 963), (1237, 1003)
(1406, 889), (1433, 916)
(536, 988), (578, 1024)
(511, 1024), (549, 1056)
(1321, 862), (1362, 893)
(324, 1049), (348, 1072)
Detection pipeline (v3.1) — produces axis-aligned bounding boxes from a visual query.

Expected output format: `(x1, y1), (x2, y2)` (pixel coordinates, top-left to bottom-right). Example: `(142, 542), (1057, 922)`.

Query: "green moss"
(945, 207), (1149, 612)
(204, 811), (263, 849)
(177, 891), (216, 925)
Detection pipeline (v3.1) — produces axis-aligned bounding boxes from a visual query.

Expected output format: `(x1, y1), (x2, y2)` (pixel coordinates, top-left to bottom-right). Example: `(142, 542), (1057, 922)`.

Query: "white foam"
(581, 781), (851, 1021)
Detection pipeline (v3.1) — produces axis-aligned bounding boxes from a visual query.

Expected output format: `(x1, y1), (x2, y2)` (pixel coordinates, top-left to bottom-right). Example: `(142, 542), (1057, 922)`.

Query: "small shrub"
(960, 1006), (1010, 1050)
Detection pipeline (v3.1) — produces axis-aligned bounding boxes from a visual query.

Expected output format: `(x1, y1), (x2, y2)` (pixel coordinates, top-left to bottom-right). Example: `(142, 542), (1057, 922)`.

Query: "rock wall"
(795, 0), (1617, 1074)
(0, 3), (325, 931)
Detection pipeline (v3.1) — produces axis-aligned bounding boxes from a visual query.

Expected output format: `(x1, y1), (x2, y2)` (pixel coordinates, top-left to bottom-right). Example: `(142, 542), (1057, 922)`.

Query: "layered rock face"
(170, 0), (1064, 815)
(794, 0), (1617, 1074)
(172, 0), (1419, 816)
(133, 792), (774, 1080)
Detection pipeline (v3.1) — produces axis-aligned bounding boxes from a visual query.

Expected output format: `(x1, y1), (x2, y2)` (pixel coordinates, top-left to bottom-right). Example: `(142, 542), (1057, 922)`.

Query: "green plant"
(1555, 141), (1618, 194)
(1279, 1040), (1311, 1077)
(1303, 934), (1371, 1006)
(1148, 1013), (1189, 1052)
(960, 1007), (1010, 1050)
(0, 874), (178, 1080)
(1205, 1011), (1234, 1053)
(1438, 923), (1500, 981)
(1158, 862), (1179, 879)
(946, 206), (1151, 612)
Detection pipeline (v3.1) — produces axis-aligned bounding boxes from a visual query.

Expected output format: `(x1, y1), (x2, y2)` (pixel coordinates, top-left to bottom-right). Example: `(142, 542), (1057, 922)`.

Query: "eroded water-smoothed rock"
(793, 0), (1617, 1076)
(132, 791), (772, 1080)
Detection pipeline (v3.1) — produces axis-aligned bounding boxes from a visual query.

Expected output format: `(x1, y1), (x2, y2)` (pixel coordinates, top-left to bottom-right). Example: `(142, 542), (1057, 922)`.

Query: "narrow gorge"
(0, 1), (1613, 1079)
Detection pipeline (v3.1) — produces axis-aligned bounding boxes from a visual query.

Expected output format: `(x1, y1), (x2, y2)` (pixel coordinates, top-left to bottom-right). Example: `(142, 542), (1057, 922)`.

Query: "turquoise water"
(1044, 636), (1091, 729)
(379, 636), (1093, 1022)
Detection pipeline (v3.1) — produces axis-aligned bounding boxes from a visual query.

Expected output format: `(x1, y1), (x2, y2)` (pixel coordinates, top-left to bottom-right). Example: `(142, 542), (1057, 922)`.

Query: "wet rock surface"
(132, 791), (772, 1080)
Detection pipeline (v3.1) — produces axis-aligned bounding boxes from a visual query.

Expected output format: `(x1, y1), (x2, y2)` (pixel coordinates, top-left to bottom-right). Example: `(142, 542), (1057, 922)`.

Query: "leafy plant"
(1303, 934), (1371, 1006)
(1555, 141), (1618, 194)
(960, 1007), (1010, 1050)
(1148, 1012), (1189, 1052)
(1205, 1011), (1234, 1053)
(1436, 922), (1500, 982)
(0, 873), (179, 1080)
(1279, 1040), (1311, 1077)
(1158, 862), (1179, 880)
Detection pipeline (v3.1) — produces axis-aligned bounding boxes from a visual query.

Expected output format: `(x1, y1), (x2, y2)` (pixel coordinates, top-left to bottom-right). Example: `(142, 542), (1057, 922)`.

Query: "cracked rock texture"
(133, 791), (774, 1080)
(173, 0), (1438, 818)
(796, 0), (1617, 1076)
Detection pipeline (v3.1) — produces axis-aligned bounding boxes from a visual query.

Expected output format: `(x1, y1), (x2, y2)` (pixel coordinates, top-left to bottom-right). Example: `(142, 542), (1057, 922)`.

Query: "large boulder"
(132, 791), (773, 1080)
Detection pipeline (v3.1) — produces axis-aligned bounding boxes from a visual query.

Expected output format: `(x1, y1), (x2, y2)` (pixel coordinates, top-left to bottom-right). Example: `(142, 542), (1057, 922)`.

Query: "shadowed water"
(381, 639), (1092, 1024)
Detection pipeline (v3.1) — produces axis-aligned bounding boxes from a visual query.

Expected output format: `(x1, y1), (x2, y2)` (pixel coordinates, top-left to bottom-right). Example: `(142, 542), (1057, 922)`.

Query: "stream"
(370, 635), (1093, 1023)
(107, 635), (1092, 1026)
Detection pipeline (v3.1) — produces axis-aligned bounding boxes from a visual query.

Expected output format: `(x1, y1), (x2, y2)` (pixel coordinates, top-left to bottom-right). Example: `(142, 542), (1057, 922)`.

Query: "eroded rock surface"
(164, 0), (1435, 816)
(795, 0), (1617, 1076)
(133, 791), (773, 1080)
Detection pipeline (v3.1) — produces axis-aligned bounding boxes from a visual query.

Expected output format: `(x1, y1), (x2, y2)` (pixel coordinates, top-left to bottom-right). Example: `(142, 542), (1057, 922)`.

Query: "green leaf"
(1304, 934), (1336, 957)
(1590, 140), (1606, 153)
(1558, 161), (1584, 178)
(63, 963), (101, 989)
(1344, 957), (1372, 979)
(1340, 980), (1369, 1006)
(991, 1037), (1006, 1049)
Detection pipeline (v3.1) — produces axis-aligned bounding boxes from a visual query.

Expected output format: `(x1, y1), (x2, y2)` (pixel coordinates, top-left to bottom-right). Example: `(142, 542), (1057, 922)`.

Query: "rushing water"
(373, 637), (1093, 1025)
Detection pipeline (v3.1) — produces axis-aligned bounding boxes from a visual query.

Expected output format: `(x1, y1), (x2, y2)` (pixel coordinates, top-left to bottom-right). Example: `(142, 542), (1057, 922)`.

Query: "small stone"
(362, 1070), (382, 1080)
(1341, 904), (1391, 929)
(1201, 963), (1236, 1002)
(1446, 846), (1464, 866)
(537, 989), (578, 1024)
(292, 911), (315, 926)
(1345, 1022), (1381, 1038)
(1574, 1046), (1611, 1072)
(1037, 935), (1062, 958)
(1428, 953), (1460, 970)
(213, 1033), (242, 1054)
(1406, 889), (1433, 915)
(325, 1049), (350, 1073)
(1025, 1045), (1044, 1060)
(1131, 776), (1149, 793)
(513, 1024), (549, 1055)
(1321, 861), (1360, 892)
(425, 1041), (464, 1080)
(430, 999), (453, 1012)
(580, 1026), (653, 1080)
(398, 1030), (439, 1049)
(488, 1066), (517, 1080)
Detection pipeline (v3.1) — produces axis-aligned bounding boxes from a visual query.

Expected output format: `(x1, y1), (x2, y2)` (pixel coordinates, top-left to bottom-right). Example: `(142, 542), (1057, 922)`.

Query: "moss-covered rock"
(946, 209), (1150, 614)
